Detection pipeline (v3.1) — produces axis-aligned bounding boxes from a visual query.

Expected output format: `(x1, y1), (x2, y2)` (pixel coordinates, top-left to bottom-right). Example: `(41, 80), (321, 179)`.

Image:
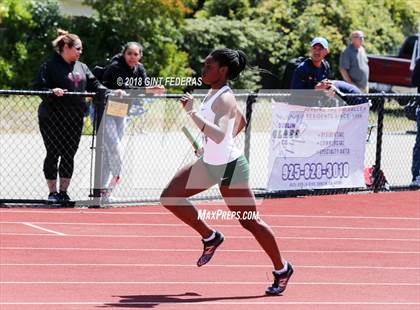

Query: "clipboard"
(106, 100), (129, 117)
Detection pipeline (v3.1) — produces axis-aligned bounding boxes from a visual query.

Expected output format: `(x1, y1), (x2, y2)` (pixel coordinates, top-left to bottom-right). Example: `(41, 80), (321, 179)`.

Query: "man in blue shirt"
(291, 37), (332, 89)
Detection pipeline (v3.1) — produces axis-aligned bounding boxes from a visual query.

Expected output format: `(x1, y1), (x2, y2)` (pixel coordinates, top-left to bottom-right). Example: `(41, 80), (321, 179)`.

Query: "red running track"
(0, 191), (419, 310)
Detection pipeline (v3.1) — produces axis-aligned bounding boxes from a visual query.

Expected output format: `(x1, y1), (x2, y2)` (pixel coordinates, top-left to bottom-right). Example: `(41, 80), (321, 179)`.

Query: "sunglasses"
(73, 46), (83, 51)
(126, 51), (140, 56)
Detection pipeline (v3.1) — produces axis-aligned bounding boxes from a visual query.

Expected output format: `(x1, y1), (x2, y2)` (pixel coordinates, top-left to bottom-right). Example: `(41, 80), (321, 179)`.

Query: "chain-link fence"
(89, 89), (248, 205)
(240, 91), (419, 197)
(344, 93), (418, 191)
(0, 89), (418, 206)
(0, 90), (97, 204)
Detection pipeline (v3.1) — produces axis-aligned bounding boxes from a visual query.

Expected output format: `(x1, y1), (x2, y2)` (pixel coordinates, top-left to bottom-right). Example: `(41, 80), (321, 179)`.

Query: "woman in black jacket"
(102, 42), (147, 89)
(34, 29), (106, 203)
(97, 42), (163, 199)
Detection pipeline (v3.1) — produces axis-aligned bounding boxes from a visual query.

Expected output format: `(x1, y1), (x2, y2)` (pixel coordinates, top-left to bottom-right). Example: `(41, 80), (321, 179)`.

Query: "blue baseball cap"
(311, 37), (329, 49)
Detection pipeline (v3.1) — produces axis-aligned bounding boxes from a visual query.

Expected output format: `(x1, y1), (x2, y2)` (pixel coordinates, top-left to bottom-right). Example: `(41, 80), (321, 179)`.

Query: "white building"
(58, 0), (93, 16)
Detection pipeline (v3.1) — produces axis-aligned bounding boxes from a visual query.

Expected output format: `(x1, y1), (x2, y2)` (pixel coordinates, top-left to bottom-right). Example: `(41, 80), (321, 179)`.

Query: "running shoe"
(47, 191), (60, 203)
(197, 231), (224, 267)
(410, 176), (420, 188)
(58, 191), (71, 202)
(265, 262), (294, 295)
(109, 176), (121, 190)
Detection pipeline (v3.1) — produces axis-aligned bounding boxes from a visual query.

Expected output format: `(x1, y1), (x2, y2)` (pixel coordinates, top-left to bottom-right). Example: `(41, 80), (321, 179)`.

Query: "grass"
(0, 95), (414, 135)
(82, 115), (94, 135)
(379, 99), (415, 132)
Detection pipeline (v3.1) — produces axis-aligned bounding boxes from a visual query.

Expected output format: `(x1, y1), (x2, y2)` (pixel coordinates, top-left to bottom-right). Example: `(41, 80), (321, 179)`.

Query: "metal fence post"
(244, 92), (257, 162)
(372, 95), (385, 192)
(91, 88), (108, 200)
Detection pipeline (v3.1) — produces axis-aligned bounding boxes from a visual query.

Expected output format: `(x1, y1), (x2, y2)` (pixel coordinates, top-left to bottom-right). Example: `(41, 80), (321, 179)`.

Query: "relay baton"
(181, 126), (201, 151)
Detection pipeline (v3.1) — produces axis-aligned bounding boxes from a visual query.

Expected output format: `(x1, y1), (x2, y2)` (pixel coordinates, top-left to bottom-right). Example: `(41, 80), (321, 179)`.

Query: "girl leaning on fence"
(91, 41), (164, 201)
(33, 29), (121, 203)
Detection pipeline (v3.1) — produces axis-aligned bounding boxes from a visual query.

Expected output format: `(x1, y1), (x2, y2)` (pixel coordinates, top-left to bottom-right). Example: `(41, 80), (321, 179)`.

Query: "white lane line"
(21, 223), (66, 236)
(1, 263), (419, 270)
(2, 247), (419, 255)
(1, 210), (419, 220)
(0, 302), (419, 305)
(0, 232), (418, 241)
(2, 222), (419, 231)
(2, 281), (419, 286)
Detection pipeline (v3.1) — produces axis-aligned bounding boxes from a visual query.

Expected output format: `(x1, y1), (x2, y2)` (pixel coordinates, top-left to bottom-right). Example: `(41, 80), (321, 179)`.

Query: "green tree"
(0, 0), (34, 88)
(84, 0), (193, 82)
(1, 0), (419, 90)
(181, 15), (280, 89)
(252, 0), (420, 84)
(0, 0), (66, 88)
(195, 0), (252, 19)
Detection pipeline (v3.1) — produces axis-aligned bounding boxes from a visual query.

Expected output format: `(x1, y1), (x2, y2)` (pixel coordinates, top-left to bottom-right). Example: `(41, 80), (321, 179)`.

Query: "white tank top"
(199, 85), (242, 165)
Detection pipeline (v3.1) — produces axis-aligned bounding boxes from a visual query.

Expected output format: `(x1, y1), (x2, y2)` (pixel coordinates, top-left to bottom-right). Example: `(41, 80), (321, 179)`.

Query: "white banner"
(267, 102), (370, 190)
